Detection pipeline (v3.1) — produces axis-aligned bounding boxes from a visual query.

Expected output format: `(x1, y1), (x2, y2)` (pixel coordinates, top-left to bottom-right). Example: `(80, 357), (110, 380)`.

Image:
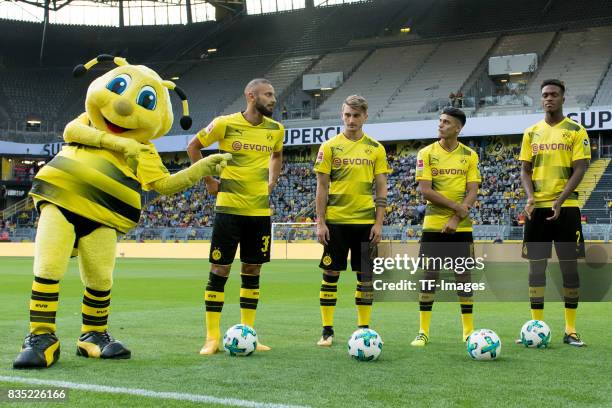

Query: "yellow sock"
(459, 299), (474, 339)
(321, 306), (335, 327)
(204, 290), (224, 340)
(320, 274), (339, 327)
(356, 304), (372, 327)
(461, 313), (474, 339)
(531, 308), (544, 321)
(565, 308), (577, 334)
(204, 272), (227, 340)
(205, 310), (221, 340)
(240, 288), (259, 328)
(419, 311), (432, 336)
(355, 277), (373, 327)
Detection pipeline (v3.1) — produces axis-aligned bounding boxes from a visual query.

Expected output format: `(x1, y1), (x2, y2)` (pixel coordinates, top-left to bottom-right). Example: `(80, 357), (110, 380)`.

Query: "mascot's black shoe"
(13, 333), (60, 369)
(76, 330), (131, 359)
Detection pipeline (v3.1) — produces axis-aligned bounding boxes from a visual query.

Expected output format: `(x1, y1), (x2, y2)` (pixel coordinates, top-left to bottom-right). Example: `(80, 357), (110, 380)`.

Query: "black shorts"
(209, 213), (271, 265)
(522, 207), (585, 260)
(419, 231), (474, 271)
(319, 224), (375, 272)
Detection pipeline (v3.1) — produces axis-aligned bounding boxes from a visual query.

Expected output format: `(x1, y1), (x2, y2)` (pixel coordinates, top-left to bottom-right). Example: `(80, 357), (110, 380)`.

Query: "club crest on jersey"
(212, 248), (222, 261)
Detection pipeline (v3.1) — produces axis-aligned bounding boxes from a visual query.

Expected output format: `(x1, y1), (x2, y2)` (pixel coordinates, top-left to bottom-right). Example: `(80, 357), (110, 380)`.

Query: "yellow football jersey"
(197, 112), (284, 217)
(30, 144), (168, 233)
(314, 132), (390, 224)
(519, 117), (590, 208)
(416, 141), (481, 232)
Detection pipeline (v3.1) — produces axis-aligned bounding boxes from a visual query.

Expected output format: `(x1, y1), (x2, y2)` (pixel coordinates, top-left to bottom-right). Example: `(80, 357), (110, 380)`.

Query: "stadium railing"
(3, 224), (612, 243)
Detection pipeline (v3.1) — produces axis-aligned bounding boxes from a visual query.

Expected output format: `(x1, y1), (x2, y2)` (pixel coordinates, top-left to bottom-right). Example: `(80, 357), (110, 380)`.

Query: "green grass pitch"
(1, 257), (611, 407)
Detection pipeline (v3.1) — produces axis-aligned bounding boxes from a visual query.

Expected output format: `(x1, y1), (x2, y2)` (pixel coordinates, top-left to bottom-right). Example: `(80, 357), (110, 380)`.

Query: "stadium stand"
(317, 43), (438, 120)
(525, 26), (612, 109)
(222, 55), (321, 115)
(582, 160), (612, 223)
(2, 1), (612, 139)
(591, 63), (612, 107)
(377, 37), (496, 120)
(1, 0), (612, 243)
(280, 49), (371, 119)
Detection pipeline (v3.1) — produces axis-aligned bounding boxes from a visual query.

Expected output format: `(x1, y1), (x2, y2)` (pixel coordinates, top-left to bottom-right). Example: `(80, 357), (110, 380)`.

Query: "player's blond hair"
(342, 95), (368, 113)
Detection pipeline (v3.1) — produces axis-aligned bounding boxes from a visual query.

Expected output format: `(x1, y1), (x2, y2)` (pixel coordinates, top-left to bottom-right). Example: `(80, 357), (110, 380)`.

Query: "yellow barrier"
(0, 242), (583, 262)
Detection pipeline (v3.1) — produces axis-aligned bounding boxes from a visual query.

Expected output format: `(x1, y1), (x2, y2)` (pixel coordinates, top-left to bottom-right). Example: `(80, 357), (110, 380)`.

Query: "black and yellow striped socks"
(417, 292), (434, 336)
(81, 287), (111, 333)
(529, 286), (545, 321)
(563, 286), (579, 334)
(459, 297), (474, 339)
(29, 277), (60, 335)
(240, 274), (260, 328)
(204, 272), (228, 340)
(560, 260), (580, 334)
(528, 259), (546, 321)
(320, 273), (339, 329)
(355, 272), (373, 328)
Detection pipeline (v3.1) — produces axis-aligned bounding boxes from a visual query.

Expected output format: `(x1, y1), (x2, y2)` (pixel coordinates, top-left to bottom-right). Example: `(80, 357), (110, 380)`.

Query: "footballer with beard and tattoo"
(187, 79), (284, 355)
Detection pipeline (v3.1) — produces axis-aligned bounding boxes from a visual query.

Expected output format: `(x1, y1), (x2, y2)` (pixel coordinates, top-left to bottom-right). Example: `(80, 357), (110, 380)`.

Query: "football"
(466, 329), (502, 360)
(520, 320), (551, 348)
(348, 328), (383, 361)
(223, 324), (258, 356)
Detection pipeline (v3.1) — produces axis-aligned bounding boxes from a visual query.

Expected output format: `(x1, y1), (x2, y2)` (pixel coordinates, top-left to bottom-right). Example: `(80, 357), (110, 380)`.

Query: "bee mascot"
(13, 55), (230, 369)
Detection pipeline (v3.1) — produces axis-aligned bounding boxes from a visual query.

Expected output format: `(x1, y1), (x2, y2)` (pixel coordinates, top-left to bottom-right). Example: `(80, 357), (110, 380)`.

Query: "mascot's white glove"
(151, 153), (232, 195)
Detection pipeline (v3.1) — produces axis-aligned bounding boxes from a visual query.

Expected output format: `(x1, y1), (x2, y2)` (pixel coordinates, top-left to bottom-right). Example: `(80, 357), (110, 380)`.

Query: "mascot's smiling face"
(86, 65), (173, 144)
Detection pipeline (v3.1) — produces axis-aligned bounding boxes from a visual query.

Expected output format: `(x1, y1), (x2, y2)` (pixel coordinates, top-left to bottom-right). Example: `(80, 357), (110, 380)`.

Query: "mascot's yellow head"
(74, 54), (192, 144)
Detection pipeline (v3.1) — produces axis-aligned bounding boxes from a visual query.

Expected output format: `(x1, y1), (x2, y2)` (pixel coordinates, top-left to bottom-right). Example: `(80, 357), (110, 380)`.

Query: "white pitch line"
(0, 376), (310, 408)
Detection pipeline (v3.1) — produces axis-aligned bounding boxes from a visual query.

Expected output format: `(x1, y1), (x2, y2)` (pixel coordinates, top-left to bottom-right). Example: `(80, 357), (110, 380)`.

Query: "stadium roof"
(0, 0), (250, 26)
(9, 0), (243, 10)
(0, 0), (359, 25)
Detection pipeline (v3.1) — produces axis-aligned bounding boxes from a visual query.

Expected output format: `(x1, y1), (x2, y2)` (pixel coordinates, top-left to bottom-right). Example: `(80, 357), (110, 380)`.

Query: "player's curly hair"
(540, 79), (565, 94)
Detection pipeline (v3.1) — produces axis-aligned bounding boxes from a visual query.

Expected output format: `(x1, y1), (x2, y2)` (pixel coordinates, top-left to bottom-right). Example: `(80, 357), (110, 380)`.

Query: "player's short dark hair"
(245, 78), (272, 93)
(441, 107), (466, 127)
(540, 79), (565, 94)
